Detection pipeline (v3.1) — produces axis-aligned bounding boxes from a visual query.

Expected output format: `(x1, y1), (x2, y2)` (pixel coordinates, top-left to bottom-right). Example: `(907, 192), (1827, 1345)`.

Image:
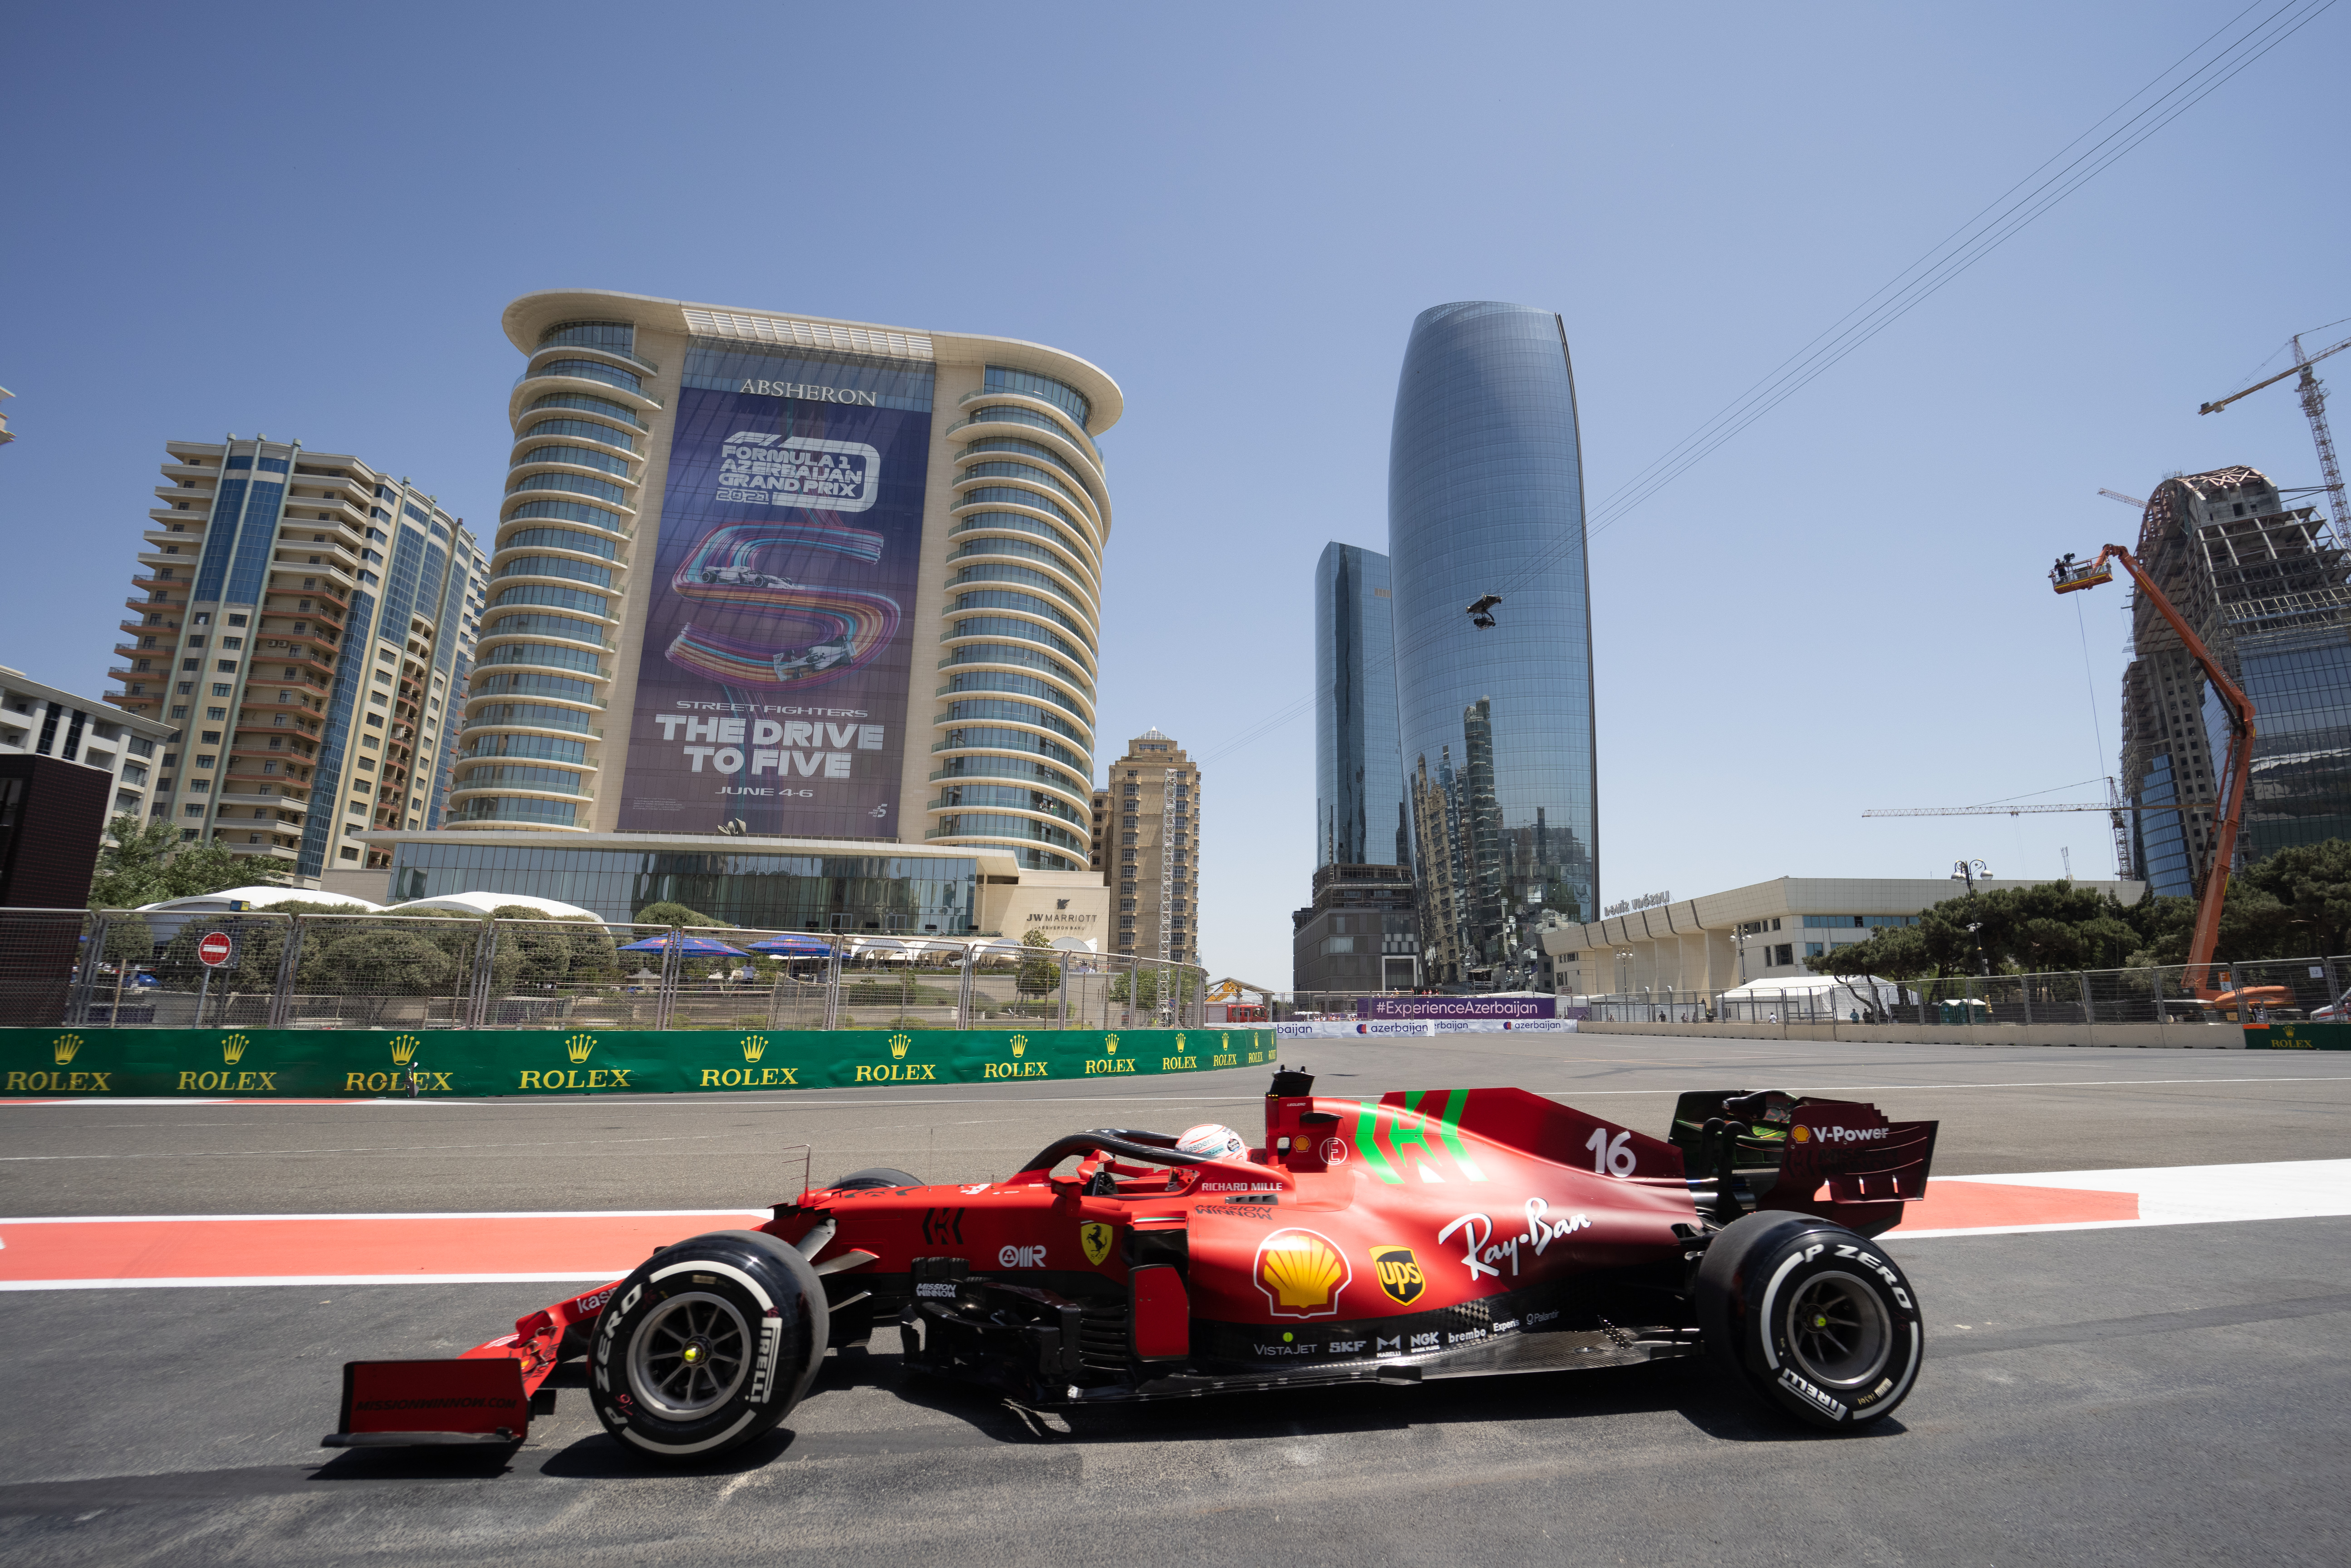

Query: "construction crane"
(2049, 544), (2283, 1013)
(2099, 489), (2147, 509)
(1864, 779), (2171, 884)
(2200, 329), (2351, 534)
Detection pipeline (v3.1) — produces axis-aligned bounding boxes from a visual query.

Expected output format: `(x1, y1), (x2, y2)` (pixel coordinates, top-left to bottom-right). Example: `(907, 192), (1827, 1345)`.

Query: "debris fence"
(0, 909), (1207, 1032)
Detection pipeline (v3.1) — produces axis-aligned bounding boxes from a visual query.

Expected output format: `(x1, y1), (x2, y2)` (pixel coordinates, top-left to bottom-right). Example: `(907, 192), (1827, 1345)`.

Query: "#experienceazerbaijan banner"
(1356, 995), (1557, 1020)
(620, 378), (933, 838)
(0, 1029), (1276, 1098)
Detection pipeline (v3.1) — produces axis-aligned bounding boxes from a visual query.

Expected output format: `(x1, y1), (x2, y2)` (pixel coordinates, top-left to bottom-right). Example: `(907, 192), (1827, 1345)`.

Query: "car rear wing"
(1669, 1089), (1938, 1237)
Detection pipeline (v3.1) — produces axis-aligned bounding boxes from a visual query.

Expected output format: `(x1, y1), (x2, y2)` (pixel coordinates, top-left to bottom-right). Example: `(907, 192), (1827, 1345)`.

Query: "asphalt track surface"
(1, 1034), (2346, 1566)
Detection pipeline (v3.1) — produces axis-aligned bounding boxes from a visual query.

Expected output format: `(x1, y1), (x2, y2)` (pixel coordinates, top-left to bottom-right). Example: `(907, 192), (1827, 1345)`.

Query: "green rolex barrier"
(2244, 1022), (2351, 1049)
(0, 1026), (1280, 1098)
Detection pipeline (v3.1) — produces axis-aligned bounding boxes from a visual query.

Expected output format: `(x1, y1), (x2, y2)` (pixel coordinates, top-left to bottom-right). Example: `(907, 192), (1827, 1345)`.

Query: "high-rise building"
(1314, 542), (1405, 867)
(1291, 862), (1418, 996)
(2119, 465), (2351, 894)
(3, 667), (175, 831)
(108, 438), (482, 882)
(1103, 730), (1199, 965)
(1388, 302), (1597, 985)
(367, 291), (1120, 934)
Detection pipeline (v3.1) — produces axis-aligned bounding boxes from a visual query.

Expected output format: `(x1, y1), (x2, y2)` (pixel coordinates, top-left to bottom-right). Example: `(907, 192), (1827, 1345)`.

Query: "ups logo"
(1371, 1244), (1424, 1306)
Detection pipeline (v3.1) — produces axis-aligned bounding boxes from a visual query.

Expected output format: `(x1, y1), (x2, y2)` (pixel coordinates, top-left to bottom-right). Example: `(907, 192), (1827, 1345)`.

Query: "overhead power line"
(1198, 2), (2334, 766)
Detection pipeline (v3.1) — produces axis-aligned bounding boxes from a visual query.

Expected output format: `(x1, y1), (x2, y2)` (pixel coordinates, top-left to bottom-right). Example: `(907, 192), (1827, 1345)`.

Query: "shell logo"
(1790, 1124), (1812, 1144)
(1253, 1228), (1351, 1319)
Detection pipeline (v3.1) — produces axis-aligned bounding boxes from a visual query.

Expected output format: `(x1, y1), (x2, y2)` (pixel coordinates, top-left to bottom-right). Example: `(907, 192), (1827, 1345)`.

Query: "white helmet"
(1175, 1123), (1247, 1161)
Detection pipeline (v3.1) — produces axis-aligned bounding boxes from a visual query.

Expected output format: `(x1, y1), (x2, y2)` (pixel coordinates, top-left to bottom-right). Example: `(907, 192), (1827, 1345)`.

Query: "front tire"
(834, 1166), (922, 1190)
(588, 1230), (828, 1461)
(1695, 1211), (1924, 1430)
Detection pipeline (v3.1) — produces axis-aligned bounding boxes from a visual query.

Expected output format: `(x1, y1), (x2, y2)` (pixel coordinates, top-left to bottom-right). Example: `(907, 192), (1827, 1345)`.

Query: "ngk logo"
(997, 1244), (1047, 1268)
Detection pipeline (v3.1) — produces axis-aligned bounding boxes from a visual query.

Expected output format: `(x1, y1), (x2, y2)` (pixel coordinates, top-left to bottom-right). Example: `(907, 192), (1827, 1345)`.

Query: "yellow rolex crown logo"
(741, 1034), (768, 1062)
(1010, 1034), (1028, 1058)
(565, 1034), (597, 1063)
(52, 1034), (83, 1065)
(889, 1033), (911, 1060)
(1175, 1031), (1186, 1050)
(221, 1034), (250, 1065)
(1104, 1033), (1119, 1054)
(388, 1034), (421, 1064)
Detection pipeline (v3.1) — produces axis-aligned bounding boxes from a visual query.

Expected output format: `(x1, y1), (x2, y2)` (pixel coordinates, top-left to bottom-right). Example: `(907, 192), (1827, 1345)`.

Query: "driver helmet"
(1175, 1123), (1247, 1161)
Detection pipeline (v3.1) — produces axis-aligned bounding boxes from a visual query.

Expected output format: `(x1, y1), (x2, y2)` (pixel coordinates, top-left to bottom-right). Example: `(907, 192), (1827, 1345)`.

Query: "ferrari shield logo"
(1253, 1228), (1351, 1318)
(1371, 1244), (1424, 1305)
(1081, 1221), (1115, 1266)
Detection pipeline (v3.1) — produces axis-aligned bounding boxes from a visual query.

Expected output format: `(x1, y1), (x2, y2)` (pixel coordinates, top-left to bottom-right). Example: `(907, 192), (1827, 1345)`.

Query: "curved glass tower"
(1388, 301), (1595, 981)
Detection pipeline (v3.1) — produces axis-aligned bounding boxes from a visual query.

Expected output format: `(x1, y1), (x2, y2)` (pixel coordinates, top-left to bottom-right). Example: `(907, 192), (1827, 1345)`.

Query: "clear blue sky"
(3, 3), (2343, 984)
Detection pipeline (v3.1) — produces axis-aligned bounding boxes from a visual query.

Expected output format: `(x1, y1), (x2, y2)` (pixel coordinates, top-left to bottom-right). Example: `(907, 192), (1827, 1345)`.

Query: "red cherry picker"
(2052, 548), (2287, 1016)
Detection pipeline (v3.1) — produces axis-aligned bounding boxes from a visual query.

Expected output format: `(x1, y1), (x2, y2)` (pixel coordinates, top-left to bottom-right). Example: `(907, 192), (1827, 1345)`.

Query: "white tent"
(1717, 974), (1915, 1020)
(135, 887), (384, 915)
(385, 891), (601, 921)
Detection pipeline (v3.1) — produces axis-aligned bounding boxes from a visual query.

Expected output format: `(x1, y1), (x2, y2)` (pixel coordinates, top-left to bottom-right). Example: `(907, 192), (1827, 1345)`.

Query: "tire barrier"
(0, 1027), (1277, 1098)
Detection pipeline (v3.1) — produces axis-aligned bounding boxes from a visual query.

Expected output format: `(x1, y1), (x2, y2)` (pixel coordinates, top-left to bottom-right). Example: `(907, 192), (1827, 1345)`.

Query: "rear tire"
(588, 1230), (829, 1461)
(834, 1166), (922, 1190)
(1694, 1211), (1923, 1430)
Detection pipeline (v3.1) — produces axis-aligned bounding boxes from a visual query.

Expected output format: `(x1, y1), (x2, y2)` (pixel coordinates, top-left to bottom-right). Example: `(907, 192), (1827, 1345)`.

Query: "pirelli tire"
(588, 1230), (829, 1461)
(834, 1166), (923, 1190)
(1694, 1211), (1924, 1431)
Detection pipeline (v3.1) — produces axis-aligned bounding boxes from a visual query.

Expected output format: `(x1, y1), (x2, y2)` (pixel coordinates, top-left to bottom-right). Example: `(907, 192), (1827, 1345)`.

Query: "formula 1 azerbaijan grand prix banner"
(619, 372), (933, 838)
(0, 1029), (1276, 1098)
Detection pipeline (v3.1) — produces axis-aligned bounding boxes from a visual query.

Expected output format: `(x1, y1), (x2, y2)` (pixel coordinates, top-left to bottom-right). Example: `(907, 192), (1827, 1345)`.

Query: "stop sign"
(196, 931), (235, 968)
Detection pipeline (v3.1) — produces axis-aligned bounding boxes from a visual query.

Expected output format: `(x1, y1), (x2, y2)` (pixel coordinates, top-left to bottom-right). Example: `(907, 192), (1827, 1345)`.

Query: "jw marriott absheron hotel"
(368, 291), (1122, 937)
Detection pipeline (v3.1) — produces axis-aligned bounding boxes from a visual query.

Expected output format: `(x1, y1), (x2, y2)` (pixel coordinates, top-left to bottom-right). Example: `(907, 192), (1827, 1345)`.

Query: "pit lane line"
(2, 1160), (2345, 1291)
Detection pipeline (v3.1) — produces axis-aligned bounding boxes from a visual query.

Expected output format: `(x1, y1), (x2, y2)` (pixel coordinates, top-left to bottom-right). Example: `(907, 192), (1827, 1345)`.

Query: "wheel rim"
(627, 1291), (752, 1420)
(1782, 1271), (1892, 1389)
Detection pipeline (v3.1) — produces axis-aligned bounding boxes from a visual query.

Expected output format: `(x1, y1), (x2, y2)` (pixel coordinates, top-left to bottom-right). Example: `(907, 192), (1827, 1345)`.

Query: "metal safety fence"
(0, 908), (1206, 1032)
(1576, 954), (2351, 1026)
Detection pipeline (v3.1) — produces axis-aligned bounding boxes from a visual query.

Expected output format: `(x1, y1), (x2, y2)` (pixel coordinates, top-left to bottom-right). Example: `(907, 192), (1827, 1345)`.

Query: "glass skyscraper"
(1314, 542), (1405, 867)
(1388, 302), (1596, 982)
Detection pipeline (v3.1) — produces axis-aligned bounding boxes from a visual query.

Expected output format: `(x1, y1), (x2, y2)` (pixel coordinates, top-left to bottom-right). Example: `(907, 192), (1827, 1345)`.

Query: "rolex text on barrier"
(0, 1029), (1276, 1098)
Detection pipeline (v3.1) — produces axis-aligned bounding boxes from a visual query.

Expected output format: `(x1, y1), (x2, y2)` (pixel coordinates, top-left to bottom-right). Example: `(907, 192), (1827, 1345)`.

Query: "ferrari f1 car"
(324, 1071), (1938, 1458)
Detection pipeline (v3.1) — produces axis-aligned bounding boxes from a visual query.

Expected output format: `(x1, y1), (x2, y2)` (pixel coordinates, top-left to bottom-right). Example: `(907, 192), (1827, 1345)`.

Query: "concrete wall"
(1576, 1019), (2246, 1049)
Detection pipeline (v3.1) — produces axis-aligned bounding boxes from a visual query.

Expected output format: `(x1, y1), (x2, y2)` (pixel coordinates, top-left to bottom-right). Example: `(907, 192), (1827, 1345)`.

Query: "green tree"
(1016, 928), (1059, 995)
(1806, 881), (2146, 981)
(88, 814), (284, 909)
(2236, 839), (2351, 958)
(633, 900), (722, 930)
(317, 928), (454, 995)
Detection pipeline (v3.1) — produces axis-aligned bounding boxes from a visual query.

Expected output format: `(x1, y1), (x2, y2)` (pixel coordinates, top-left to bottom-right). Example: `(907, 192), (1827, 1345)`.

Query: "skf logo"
(889, 1034), (911, 1060)
(1081, 1221), (1114, 1266)
(565, 1034), (597, 1063)
(220, 1034), (250, 1065)
(51, 1034), (82, 1065)
(998, 1243), (1047, 1268)
(1370, 1244), (1425, 1305)
(741, 1034), (767, 1062)
(1253, 1228), (1351, 1319)
(1010, 1035), (1027, 1058)
(388, 1034), (421, 1065)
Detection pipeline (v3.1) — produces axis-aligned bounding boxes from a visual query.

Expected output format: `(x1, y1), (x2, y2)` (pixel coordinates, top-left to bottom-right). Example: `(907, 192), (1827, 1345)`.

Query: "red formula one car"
(325, 1070), (1938, 1459)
